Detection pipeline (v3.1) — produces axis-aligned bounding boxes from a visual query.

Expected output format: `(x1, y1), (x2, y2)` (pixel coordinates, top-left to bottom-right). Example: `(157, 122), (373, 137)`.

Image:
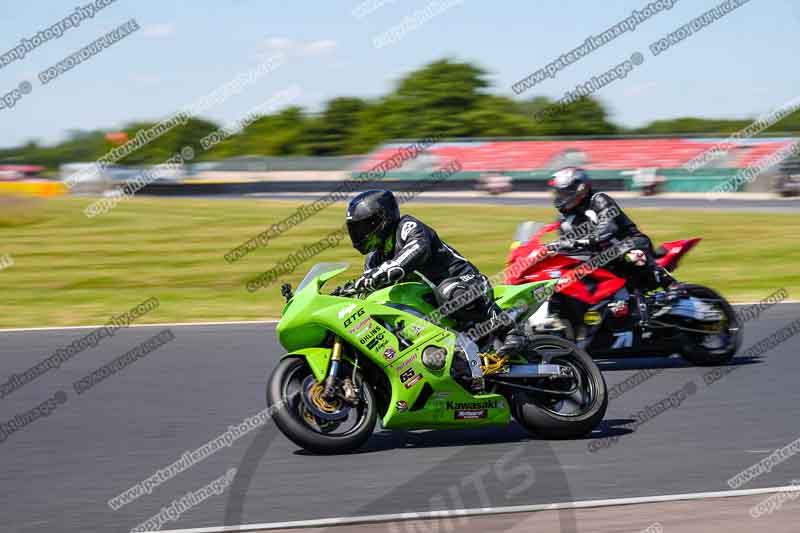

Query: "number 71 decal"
(611, 331), (634, 349)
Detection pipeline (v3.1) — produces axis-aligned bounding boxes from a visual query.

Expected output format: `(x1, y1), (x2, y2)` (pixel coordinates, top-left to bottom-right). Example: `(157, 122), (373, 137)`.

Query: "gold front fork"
(322, 336), (344, 400)
(331, 336), (343, 363)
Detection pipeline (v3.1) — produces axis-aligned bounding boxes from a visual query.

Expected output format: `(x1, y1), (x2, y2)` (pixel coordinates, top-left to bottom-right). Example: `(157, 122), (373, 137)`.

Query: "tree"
(379, 59), (492, 139)
(118, 117), (220, 165)
(458, 95), (537, 137)
(300, 97), (368, 155)
(765, 108), (800, 133)
(633, 117), (750, 135)
(522, 96), (618, 136)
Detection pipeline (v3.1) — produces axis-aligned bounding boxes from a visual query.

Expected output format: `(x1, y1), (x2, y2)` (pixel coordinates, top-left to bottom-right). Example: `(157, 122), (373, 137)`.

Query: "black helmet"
(549, 167), (592, 213)
(346, 190), (401, 254)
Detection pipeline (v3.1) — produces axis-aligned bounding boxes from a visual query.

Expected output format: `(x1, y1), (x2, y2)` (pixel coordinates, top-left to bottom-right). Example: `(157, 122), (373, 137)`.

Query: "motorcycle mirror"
(281, 283), (293, 302)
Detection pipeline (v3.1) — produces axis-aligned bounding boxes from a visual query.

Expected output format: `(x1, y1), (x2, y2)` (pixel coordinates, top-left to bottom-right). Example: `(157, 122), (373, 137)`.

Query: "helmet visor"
(553, 187), (578, 210)
(347, 214), (383, 254)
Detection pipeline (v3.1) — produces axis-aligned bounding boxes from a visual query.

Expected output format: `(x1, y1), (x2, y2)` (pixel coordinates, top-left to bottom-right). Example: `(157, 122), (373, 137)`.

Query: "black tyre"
(510, 335), (607, 439)
(678, 285), (742, 366)
(267, 356), (377, 454)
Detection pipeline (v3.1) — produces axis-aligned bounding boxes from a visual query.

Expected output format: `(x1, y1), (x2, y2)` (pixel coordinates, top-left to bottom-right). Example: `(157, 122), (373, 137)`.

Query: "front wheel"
(267, 356), (377, 454)
(508, 335), (607, 439)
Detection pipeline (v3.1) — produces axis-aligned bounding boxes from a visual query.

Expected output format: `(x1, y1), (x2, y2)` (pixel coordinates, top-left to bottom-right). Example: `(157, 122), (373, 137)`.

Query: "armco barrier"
(136, 177), (629, 196)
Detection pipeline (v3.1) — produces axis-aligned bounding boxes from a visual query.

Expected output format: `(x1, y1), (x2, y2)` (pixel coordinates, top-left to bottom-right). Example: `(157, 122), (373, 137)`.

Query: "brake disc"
(301, 375), (350, 421)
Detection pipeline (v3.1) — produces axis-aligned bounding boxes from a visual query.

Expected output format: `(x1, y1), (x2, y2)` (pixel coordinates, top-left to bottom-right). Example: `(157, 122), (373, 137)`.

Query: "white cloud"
(300, 39), (338, 57)
(263, 37), (293, 51)
(143, 23), (176, 38)
(258, 37), (338, 57)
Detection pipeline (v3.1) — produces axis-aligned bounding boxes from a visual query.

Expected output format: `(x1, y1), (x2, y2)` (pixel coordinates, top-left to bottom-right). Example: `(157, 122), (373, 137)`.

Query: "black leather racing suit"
(364, 215), (497, 327)
(557, 192), (669, 291)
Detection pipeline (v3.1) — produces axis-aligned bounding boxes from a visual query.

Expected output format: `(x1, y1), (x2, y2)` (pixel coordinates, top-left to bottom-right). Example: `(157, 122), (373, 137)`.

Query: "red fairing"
(505, 224), (699, 305)
(655, 238), (701, 271)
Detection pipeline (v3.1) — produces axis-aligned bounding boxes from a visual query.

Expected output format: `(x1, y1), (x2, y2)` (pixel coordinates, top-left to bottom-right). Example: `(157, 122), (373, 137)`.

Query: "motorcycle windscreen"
(511, 221), (546, 248)
(296, 262), (350, 293)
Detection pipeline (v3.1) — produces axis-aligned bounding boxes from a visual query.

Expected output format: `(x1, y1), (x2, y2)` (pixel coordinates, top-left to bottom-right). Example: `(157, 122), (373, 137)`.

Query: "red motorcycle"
(505, 222), (742, 365)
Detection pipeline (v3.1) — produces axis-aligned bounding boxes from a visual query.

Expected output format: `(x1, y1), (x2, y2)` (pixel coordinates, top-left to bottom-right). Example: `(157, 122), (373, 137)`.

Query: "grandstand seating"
(360, 138), (798, 172)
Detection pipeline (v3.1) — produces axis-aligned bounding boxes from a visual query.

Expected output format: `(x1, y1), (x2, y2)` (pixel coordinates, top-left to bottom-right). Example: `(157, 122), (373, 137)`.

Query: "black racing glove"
(353, 264), (404, 293)
(544, 241), (563, 255)
(546, 238), (584, 254)
(568, 235), (598, 250)
(353, 269), (378, 293)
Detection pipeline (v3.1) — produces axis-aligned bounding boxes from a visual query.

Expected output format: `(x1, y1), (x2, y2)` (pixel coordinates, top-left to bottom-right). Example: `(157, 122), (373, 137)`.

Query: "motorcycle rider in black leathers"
(346, 189), (526, 359)
(547, 167), (678, 292)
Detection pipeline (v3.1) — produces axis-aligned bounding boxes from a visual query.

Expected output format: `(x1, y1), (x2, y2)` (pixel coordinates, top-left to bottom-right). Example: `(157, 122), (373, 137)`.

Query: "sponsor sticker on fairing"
(383, 347), (397, 361)
(584, 310), (601, 325)
(399, 367), (423, 388)
(366, 333), (386, 349)
(359, 327), (382, 344)
(404, 374), (423, 389)
(399, 368), (416, 383)
(349, 318), (371, 335)
(454, 409), (487, 420)
(375, 338), (389, 352)
(343, 308), (366, 327)
(446, 399), (499, 410)
(396, 353), (418, 371)
(337, 303), (357, 319)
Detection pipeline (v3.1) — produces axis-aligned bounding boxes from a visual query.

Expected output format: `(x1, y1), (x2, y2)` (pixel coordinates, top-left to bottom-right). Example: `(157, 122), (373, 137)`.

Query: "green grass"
(1, 196), (798, 328)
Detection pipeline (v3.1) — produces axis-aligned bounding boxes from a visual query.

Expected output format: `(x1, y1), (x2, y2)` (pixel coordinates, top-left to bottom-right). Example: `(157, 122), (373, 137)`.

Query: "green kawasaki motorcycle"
(268, 263), (607, 454)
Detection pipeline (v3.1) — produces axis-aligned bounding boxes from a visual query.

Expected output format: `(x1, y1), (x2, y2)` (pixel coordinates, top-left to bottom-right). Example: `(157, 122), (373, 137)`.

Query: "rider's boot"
(655, 267), (686, 301)
(497, 326), (527, 357)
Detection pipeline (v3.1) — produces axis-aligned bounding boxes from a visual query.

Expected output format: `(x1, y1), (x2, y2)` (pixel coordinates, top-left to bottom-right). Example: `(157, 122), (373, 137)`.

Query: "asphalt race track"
(2, 303), (799, 532)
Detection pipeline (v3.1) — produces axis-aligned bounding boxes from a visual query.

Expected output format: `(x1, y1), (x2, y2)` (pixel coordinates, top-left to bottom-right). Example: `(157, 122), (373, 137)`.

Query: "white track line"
(153, 484), (800, 533)
(0, 302), (797, 334)
(0, 319), (279, 334)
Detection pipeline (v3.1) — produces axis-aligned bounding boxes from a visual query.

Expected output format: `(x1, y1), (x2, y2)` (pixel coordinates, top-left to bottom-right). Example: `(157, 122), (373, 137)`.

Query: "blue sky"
(0, 0), (797, 148)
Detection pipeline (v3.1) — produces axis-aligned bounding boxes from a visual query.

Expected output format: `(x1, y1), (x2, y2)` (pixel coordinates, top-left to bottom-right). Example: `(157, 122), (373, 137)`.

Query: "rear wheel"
(678, 285), (742, 366)
(508, 336), (607, 439)
(267, 356), (377, 454)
